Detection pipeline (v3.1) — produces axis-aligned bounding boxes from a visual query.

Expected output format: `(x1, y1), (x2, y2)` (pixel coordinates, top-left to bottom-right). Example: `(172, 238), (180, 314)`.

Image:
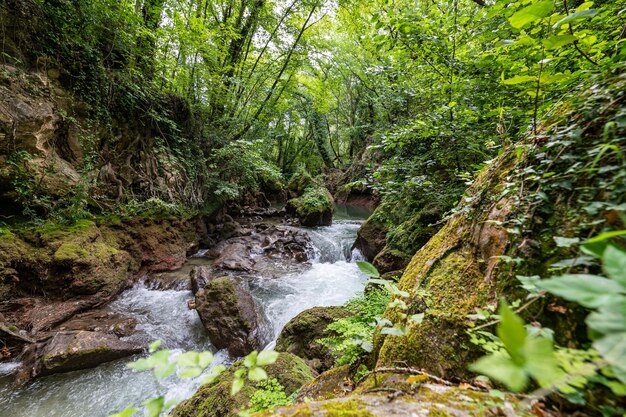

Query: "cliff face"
(0, 0), (209, 220)
(373, 68), (626, 378)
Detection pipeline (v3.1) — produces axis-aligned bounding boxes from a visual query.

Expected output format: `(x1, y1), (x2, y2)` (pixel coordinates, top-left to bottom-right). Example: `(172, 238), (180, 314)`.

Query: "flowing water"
(0, 207), (369, 417)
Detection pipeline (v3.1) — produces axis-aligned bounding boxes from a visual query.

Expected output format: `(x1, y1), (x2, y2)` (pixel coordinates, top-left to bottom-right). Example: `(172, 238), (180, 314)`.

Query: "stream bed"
(0, 210), (368, 417)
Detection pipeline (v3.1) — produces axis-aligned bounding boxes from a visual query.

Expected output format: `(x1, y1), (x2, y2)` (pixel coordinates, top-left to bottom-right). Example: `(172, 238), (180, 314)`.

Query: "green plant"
(108, 342), (279, 417)
(470, 232), (626, 401)
(245, 378), (291, 414)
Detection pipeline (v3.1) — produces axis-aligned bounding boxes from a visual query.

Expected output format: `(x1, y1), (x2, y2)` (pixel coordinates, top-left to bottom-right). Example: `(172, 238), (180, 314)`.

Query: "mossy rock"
(254, 383), (531, 417)
(171, 352), (314, 417)
(372, 247), (410, 275)
(373, 151), (518, 380)
(297, 364), (353, 402)
(352, 214), (388, 261)
(276, 306), (352, 373)
(286, 186), (334, 227)
(287, 169), (317, 195)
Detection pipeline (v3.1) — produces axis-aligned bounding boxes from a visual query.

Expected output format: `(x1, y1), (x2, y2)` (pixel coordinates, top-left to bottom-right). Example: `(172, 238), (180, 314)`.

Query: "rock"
(297, 364), (353, 401)
(372, 247), (411, 275)
(264, 382), (531, 417)
(53, 310), (137, 338)
(195, 276), (269, 357)
(220, 221), (244, 240)
(213, 243), (254, 272)
(286, 186), (334, 227)
(171, 353), (314, 417)
(352, 215), (388, 261)
(16, 330), (142, 383)
(190, 265), (213, 294)
(16, 297), (102, 333)
(276, 307), (352, 373)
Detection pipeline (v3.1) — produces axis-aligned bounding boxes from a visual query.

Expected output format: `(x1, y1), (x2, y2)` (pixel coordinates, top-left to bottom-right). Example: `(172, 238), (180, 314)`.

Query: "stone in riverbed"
(195, 276), (269, 357)
(15, 330), (142, 383)
(276, 306), (352, 373)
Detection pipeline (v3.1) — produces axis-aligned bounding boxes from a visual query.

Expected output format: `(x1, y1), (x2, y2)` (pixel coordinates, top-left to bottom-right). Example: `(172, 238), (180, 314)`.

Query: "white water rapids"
(0, 212), (368, 417)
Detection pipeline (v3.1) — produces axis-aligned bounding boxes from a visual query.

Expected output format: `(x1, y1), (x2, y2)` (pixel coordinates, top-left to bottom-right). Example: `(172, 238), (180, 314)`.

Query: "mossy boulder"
(195, 276), (269, 357)
(352, 215), (388, 261)
(287, 169), (316, 195)
(171, 352), (314, 417)
(372, 247), (411, 275)
(276, 307), (352, 373)
(286, 186), (334, 227)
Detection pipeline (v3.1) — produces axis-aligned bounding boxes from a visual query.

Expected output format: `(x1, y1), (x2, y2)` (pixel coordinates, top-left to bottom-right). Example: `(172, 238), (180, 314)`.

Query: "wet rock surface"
(15, 330), (142, 383)
(194, 275), (269, 357)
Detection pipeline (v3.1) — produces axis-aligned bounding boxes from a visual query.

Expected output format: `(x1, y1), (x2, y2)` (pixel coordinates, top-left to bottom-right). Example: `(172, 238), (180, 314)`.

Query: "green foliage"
(319, 287), (390, 365)
(111, 342), (278, 417)
(245, 378), (291, 414)
(538, 236), (626, 385)
(470, 301), (562, 392)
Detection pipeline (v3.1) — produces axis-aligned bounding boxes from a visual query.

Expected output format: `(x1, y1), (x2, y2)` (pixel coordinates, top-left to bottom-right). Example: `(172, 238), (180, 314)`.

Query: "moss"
(298, 365), (352, 401)
(287, 185), (334, 227)
(321, 400), (376, 417)
(287, 169), (316, 194)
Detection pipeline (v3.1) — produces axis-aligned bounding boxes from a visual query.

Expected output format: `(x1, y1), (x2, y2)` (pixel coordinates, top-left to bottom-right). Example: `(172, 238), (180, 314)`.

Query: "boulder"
(53, 310), (137, 338)
(16, 330), (142, 383)
(286, 186), (334, 227)
(171, 352), (314, 417)
(352, 215), (388, 261)
(213, 243), (254, 272)
(195, 276), (269, 357)
(296, 364), (353, 401)
(372, 247), (411, 275)
(276, 306), (352, 373)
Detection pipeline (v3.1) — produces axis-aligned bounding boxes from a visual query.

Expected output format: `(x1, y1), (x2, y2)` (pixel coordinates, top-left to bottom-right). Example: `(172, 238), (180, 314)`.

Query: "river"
(0, 208), (368, 417)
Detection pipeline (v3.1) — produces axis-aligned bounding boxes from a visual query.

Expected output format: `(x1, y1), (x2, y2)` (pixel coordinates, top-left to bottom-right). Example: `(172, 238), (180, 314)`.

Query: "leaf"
(198, 351), (214, 369)
(586, 230), (626, 244)
(144, 397), (164, 417)
(410, 313), (425, 325)
(508, 1), (555, 29)
(602, 244), (626, 287)
(361, 341), (373, 352)
(593, 333), (626, 384)
(256, 350), (279, 366)
(537, 274), (624, 308)
(202, 365), (227, 385)
(380, 326), (406, 336)
(553, 236), (580, 248)
(176, 352), (199, 368)
(502, 75), (536, 85)
(243, 351), (258, 368)
(128, 357), (152, 372)
(231, 376), (245, 395)
(356, 261), (380, 278)
(470, 353), (528, 392)
(552, 9), (598, 29)
(581, 241), (608, 258)
(586, 300), (626, 334)
(543, 34), (577, 50)
(108, 406), (137, 417)
(179, 366), (203, 379)
(497, 301), (527, 366)
(248, 366), (268, 381)
(523, 336), (563, 387)
(154, 361), (176, 380)
(149, 340), (162, 353)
